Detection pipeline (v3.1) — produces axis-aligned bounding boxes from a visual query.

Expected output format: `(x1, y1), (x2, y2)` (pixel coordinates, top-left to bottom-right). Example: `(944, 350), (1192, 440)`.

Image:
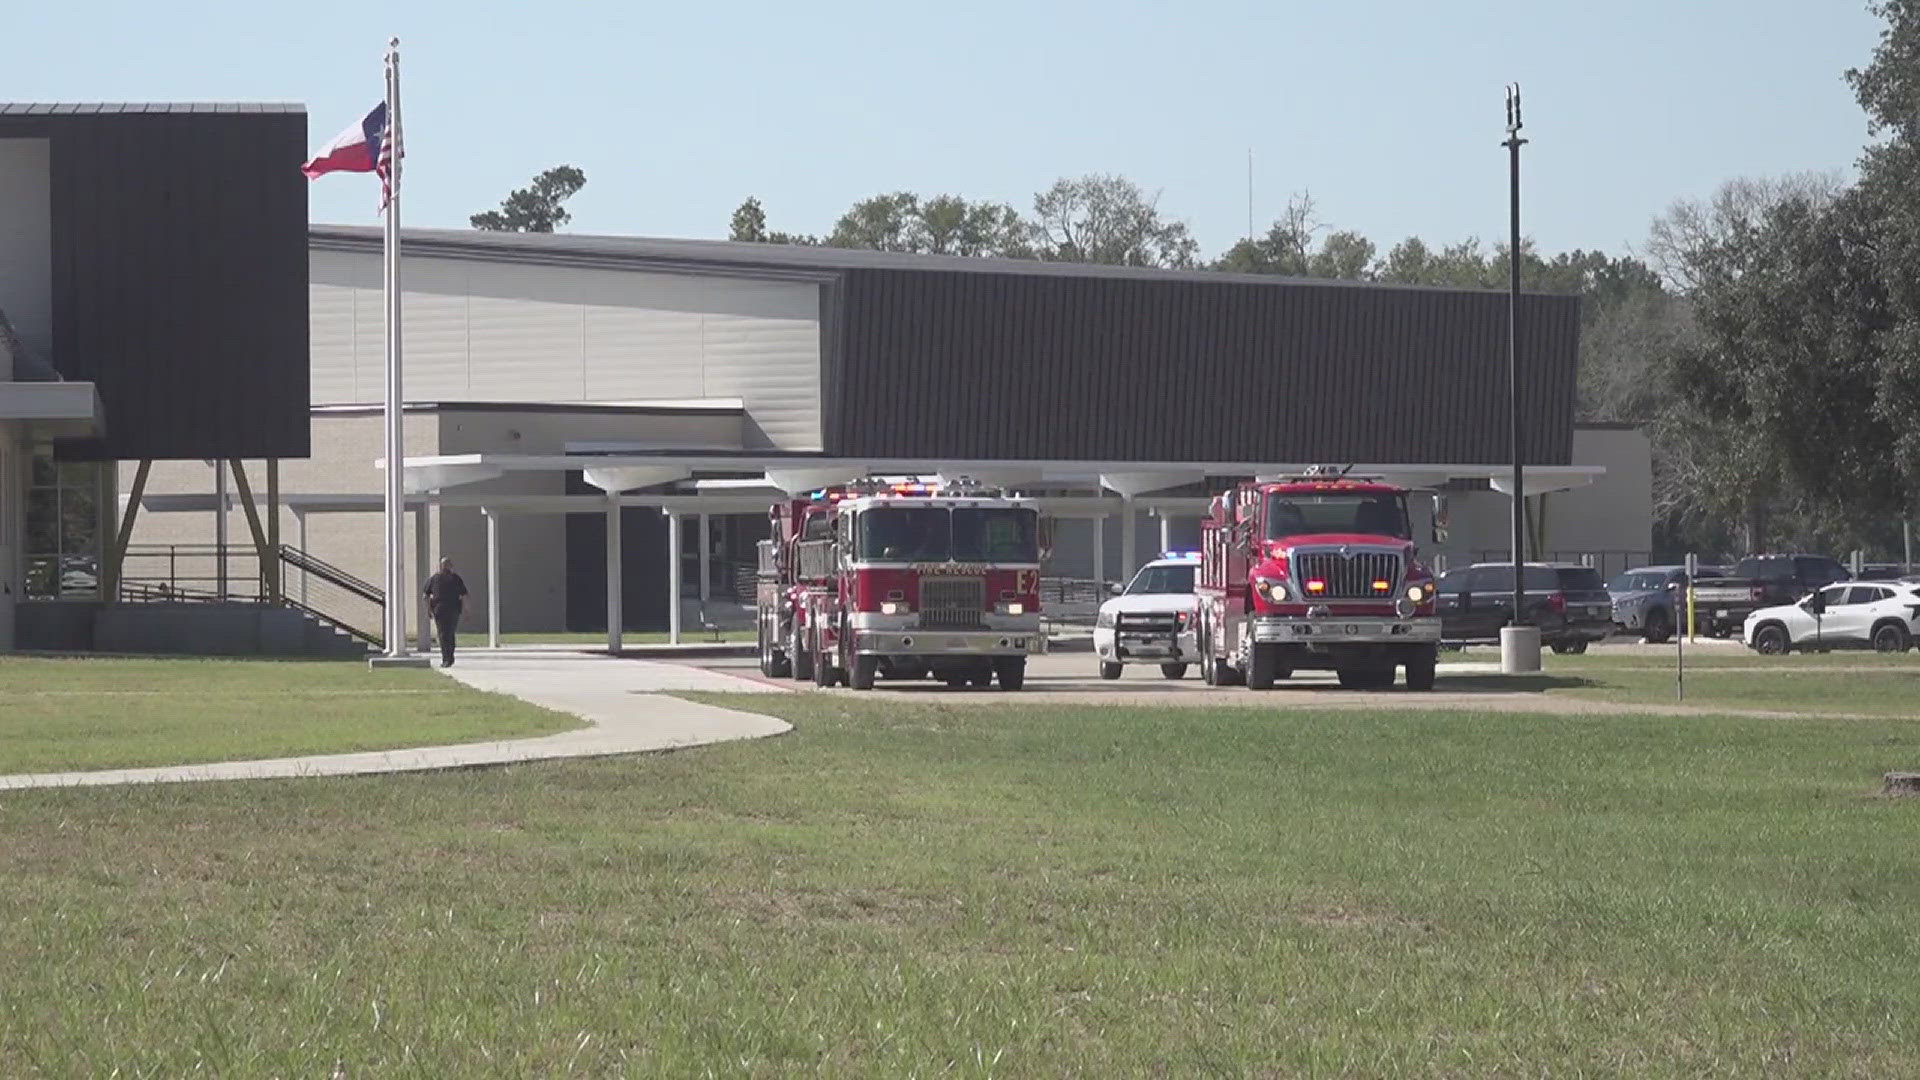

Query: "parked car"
(1607, 565), (1690, 643)
(1689, 554), (1851, 638)
(1436, 562), (1616, 653)
(1094, 553), (1201, 679)
(1742, 580), (1920, 654)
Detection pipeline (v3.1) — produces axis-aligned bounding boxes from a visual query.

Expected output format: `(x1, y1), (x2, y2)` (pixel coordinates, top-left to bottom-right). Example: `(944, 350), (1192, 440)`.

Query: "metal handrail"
(279, 544), (382, 603)
(276, 544), (385, 648)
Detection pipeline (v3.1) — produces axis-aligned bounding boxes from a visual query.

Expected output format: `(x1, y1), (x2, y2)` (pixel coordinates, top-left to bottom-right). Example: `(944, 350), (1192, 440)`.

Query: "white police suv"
(1094, 553), (1201, 680)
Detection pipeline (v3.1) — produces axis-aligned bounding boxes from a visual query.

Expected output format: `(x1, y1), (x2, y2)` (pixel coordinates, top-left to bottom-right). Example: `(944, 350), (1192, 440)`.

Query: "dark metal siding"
(0, 108), (309, 460)
(829, 269), (1580, 465)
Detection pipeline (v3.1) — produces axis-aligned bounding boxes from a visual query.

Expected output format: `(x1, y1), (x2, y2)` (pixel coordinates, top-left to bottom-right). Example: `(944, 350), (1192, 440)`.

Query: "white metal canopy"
(138, 452), (1604, 653)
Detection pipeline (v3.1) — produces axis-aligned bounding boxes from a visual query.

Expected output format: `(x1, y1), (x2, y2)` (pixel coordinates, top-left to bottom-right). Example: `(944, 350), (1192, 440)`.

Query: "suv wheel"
(1642, 609), (1673, 645)
(1872, 621), (1911, 654)
(1754, 623), (1790, 655)
(1099, 660), (1123, 680)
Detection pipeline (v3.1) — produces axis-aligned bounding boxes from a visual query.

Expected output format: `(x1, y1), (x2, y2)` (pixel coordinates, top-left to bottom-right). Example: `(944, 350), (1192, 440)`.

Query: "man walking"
(423, 556), (469, 667)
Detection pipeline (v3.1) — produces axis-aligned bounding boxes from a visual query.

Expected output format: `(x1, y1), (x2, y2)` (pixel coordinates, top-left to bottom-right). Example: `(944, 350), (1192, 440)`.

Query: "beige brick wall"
(119, 413), (441, 638)
(119, 407), (746, 635)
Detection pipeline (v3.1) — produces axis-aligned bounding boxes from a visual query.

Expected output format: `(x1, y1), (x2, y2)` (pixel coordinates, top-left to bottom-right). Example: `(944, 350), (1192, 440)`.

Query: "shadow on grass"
(1435, 674), (1600, 693)
(829, 673), (1602, 696)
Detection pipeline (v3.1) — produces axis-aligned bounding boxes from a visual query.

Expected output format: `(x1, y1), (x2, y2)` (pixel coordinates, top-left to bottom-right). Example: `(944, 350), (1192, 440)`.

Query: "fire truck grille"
(919, 577), (985, 629)
(1292, 549), (1403, 599)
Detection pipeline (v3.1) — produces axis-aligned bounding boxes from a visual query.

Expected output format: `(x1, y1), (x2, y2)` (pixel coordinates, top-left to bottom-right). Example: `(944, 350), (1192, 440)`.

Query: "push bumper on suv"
(1094, 627), (1198, 664)
(1095, 611), (1197, 664)
(1252, 615), (1442, 645)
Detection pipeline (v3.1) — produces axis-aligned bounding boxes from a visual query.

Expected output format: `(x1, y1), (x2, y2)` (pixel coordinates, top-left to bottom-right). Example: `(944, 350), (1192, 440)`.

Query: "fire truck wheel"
(970, 669), (994, 688)
(811, 644), (834, 688)
(1099, 660), (1123, 680)
(791, 626), (813, 682)
(761, 628), (791, 679)
(1404, 647), (1438, 691)
(849, 654), (878, 690)
(1160, 663), (1189, 680)
(994, 657), (1026, 690)
(1246, 643), (1282, 690)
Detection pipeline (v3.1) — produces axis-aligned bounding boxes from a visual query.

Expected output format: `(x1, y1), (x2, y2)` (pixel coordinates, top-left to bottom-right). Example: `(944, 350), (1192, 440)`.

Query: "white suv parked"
(1743, 580), (1920, 654)
(1095, 554), (1201, 680)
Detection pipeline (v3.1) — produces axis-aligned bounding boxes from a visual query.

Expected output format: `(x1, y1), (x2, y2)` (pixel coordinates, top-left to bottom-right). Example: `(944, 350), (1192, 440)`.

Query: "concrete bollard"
(1500, 625), (1542, 674)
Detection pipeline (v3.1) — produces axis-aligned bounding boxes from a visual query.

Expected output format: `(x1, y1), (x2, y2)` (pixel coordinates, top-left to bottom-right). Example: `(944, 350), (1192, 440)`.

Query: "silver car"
(1607, 565), (1690, 643)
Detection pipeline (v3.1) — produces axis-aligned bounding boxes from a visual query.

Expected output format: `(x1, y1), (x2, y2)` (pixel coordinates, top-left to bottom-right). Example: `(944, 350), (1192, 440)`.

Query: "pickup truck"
(1687, 554), (1851, 637)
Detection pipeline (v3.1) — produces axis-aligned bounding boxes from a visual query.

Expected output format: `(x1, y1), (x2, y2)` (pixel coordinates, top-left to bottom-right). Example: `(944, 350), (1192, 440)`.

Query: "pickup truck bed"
(1686, 555), (1850, 637)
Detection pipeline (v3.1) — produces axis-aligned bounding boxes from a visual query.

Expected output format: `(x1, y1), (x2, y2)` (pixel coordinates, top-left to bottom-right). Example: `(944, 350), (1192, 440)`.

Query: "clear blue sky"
(5, 0), (1885, 260)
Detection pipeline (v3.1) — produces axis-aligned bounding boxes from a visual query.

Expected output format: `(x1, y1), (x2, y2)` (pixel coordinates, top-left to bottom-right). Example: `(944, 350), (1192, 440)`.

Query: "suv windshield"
(1608, 571), (1670, 592)
(1555, 568), (1606, 592)
(1736, 557), (1796, 581)
(1126, 563), (1196, 595)
(857, 506), (1039, 563)
(1264, 492), (1410, 540)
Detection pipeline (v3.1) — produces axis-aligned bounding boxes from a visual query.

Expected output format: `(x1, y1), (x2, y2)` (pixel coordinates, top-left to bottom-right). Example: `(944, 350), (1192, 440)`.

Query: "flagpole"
(383, 37), (409, 657)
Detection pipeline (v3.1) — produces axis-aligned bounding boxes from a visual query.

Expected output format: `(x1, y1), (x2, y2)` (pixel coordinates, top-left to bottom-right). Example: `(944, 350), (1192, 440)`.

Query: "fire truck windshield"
(856, 506), (1039, 562)
(1264, 492), (1410, 540)
(952, 508), (1038, 561)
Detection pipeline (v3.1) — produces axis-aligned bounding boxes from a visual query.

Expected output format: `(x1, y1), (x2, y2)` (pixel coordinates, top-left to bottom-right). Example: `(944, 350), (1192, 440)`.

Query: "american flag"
(374, 103), (398, 209)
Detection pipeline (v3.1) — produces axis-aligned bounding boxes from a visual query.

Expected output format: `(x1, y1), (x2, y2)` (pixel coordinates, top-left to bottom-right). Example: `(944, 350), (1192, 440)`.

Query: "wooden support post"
(226, 460), (272, 600)
(110, 460), (154, 601)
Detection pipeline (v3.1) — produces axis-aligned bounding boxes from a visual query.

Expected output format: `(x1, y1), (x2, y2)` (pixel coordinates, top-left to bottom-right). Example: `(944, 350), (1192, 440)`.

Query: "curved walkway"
(0, 651), (791, 790)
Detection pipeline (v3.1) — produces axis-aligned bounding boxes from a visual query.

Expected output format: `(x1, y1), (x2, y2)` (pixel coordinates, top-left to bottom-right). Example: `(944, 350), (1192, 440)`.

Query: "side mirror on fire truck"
(1430, 493), (1451, 544)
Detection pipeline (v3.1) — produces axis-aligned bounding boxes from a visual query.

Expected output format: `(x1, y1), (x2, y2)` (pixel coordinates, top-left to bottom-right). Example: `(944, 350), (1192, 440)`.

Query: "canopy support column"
(1092, 514), (1105, 590)
(606, 497), (623, 654)
(414, 504), (430, 654)
(667, 509), (684, 645)
(697, 512), (711, 607)
(485, 508), (501, 649)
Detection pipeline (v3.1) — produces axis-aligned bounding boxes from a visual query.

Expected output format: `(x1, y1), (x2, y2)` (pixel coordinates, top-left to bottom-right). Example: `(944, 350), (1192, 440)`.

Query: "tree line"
(727, 181), (1708, 549)
(473, 1), (1920, 558)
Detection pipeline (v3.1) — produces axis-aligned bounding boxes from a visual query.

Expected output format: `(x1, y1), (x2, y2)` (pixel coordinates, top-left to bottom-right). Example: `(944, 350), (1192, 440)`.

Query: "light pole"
(1500, 83), (1541, 674)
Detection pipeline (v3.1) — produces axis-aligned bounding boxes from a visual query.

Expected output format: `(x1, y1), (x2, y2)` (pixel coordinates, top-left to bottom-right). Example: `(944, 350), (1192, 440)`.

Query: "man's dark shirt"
(424, 571), (468, 617)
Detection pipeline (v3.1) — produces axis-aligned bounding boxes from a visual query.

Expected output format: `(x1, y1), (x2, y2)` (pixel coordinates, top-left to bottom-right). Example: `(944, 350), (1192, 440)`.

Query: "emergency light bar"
(1158, 550), (1202, 561)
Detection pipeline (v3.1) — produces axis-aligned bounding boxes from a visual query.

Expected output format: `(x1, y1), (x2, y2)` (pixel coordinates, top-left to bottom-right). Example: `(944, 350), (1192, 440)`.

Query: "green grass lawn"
(1443, 647), (1920, 717)
(3, 689), (1917, 1074)
(0, 657), (579, 774)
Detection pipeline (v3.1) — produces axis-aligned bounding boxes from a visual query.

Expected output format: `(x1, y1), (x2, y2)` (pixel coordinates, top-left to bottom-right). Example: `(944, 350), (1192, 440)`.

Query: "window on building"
(24, 450), (100, 599)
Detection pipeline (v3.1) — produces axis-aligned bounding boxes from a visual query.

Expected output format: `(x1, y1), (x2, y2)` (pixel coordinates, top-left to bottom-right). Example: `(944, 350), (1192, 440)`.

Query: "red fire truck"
(1196, 468), (1448, 690)
(756, 478), (1045, 691)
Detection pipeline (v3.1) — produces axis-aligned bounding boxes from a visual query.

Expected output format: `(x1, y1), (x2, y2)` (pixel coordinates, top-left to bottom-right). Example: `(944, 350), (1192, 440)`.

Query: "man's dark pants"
(433, 607), (461, 666)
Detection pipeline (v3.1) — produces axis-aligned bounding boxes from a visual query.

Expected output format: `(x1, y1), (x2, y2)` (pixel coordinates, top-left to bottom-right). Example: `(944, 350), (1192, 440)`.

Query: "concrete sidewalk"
(0, 651), (791, 790)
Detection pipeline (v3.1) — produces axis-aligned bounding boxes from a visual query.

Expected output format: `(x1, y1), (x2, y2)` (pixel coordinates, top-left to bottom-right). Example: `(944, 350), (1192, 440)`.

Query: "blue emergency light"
(1159, 550), (1202, 561)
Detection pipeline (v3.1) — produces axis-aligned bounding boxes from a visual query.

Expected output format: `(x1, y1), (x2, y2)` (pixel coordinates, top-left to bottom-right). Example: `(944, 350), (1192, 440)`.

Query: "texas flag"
(301, 102), (399, 205)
